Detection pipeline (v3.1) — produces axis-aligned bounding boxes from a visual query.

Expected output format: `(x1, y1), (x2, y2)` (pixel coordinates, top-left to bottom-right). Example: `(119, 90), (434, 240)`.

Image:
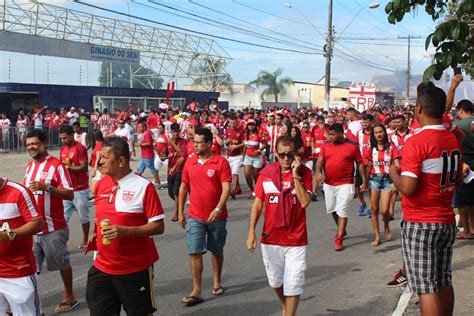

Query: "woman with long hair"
(243, 119), (266, 198)
(89, 129), (105, 197)
(290, 125), (304, 157)
(366, 124), (400, 247)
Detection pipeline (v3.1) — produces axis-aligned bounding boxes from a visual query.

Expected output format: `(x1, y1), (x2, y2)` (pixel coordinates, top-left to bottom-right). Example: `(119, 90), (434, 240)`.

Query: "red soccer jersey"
(147, 114), (159, 129)
(401, 125), (461, 224)
(167, 138), (188, 175)
(366, 144), (400, 175)
(94, 172), (165, 275)
(356, 129), (372, 165)
(90, 141), (103, 168)
(186, 139), (196, 159)
(253, 170), (312, 246)
(137, 130), (154, 159)
(155, 133), (168, 156)
(0, 180), (41, 278)
(211, 137), (222, 156)
(300, 130), (313, 161)
(320, 140), (362, 186)
(312, 126), (327, 158)
(225, 127), (245, 156)
(60, 142), (89, 191)
(24, 155), (73, 234)
(390, 130), (412, 152)
(182, 155), (232, 222)
(244, 133), (263, 157)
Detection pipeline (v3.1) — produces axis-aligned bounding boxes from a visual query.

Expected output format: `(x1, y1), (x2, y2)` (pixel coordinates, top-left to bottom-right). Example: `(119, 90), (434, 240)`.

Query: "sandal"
(212, 286), (225, 296)
(55, 301), (79, 313)
(171, 215), (179, 222)
(456, 232), (474, 239)
(182, 296), (204, 307)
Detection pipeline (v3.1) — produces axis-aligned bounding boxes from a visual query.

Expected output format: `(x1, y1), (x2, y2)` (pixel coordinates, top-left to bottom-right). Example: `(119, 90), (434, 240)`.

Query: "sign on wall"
(0, 31), (140, 64)
(349, 82), (376, 111)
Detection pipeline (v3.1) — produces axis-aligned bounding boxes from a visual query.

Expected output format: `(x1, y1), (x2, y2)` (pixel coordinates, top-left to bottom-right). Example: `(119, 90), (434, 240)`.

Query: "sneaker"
(334, 236), (345, 251)
(311, 192), (317, 202)
(387, 269), (407, 288)
(367, 209), (372, 218)
(358, 204), (367, 216)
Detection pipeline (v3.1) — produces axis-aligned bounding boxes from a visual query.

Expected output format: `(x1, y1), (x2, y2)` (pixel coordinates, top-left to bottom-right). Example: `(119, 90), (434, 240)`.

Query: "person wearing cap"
(454, 99), (474, 239)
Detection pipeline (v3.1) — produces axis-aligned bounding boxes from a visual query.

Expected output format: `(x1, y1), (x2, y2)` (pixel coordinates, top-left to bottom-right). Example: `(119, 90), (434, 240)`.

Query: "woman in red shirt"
(243, 120), (266, 199)
(365, 124), (400, 247)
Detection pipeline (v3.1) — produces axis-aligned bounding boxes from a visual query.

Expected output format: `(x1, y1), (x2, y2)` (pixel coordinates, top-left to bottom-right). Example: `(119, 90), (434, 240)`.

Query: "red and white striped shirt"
(0, 179), (41, 278)
(266, 124), (280, 152)
(366, 145), (400, 175)
(98, 114), (113, 137)
(356, 130), (372, 165)
(24, 155), (73, 234)
(390, 131), (412, 151)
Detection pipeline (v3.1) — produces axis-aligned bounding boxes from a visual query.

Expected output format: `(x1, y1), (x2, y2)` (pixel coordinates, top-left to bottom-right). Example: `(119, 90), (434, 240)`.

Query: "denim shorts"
(185, 217), (227, 255)
(368, 174), (392, 191)
(137, 158), (158, 175)
(244, 155), (263, 168)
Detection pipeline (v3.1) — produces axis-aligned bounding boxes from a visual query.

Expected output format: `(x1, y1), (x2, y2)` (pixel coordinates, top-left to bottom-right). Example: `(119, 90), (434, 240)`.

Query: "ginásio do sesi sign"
(0, 32), (140, 65)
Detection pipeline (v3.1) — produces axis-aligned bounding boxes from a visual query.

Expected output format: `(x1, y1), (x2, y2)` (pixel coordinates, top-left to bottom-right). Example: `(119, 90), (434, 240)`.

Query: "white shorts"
(227, 155), (243, 175)
(154, 157), (168, 171)
(323, 183), (354, 218)
(261, 244), (307, 296)
(0, 274), (41, 316)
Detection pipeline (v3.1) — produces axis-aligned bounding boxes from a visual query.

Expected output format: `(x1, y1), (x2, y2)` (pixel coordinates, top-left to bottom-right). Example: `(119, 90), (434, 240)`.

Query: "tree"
(385, 0), (473, 81)
(248, 67), (293, 102)
(98, 62), (164, 89)
(192, 57), (234, 94)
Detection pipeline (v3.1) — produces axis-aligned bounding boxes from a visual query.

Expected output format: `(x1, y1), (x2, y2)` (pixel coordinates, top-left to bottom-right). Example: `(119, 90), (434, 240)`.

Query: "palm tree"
(193, 57), (234, 94)
(249, 67), (293, 102)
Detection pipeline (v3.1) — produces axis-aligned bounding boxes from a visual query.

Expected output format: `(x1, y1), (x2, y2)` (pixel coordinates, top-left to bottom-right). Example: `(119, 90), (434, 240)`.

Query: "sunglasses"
(277, 152), (296, 160)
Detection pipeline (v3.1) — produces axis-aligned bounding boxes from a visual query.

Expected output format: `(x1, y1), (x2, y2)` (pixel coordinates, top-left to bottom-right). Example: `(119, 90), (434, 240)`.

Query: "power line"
(72, 1), (323, 55)
(144, 0), (324, 53)
(353, 0), (412, 35)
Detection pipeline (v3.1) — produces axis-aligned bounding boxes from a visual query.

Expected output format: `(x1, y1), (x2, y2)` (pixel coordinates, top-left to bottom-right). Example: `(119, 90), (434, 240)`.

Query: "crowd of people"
(0, 74), (473, 315)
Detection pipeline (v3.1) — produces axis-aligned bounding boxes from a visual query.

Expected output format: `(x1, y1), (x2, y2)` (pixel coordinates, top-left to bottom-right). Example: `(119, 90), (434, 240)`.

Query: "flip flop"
(182, 296), (204, 307)
(212, 287), (225, 296)
(456, 232), (474, 239)
(55, 301), (79, 313)
(171, 215), (179, 222)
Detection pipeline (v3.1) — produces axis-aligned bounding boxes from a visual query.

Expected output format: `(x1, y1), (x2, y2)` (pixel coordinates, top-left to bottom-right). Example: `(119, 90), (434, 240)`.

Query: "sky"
(0, 0), (438, 89)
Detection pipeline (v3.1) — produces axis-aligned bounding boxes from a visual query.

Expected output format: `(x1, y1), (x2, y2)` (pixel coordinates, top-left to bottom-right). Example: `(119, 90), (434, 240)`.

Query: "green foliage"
(385, 0), (473, 81)
(98, 62), (163, 89)
(248, 67), (293, 102)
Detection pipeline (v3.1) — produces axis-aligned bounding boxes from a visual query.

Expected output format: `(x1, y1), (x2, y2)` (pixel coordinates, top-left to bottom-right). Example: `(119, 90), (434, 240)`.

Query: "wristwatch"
(47, 184), (53, 193)
(214, 207), (221, 214)
(6, 229), (16, 241)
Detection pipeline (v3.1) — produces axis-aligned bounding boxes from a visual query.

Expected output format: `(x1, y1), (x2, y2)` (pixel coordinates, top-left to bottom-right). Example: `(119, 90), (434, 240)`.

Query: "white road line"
(392, 286), (412, 316)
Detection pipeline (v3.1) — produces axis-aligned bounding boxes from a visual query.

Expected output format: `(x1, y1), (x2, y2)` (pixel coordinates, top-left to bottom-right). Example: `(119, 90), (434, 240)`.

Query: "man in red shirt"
(247, 135), (312, 316)
(167, 123), (189, 221)
(316, 123), (367, 251)
(0, 178), (44, 315)
(59, 125), (90, 249)
(225, 114), (245, 198)
(390, 87), (461, 316)
(136, 122), (161, 187)
(353, 113), (374, 217)
(177, 128), (232, 307)
(310, 116), (328, 200)
(86, 137), (165, 315)
(147, 108), (160, 139)
(24, 129), (78, 313)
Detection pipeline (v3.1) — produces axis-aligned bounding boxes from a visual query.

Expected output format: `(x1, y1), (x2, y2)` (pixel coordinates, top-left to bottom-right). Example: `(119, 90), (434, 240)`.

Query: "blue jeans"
(137, 158), (158, 175)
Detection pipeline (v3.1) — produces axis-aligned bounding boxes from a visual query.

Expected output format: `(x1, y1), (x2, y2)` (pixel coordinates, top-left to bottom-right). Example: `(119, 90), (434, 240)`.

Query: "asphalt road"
(33, 159), (407, 316)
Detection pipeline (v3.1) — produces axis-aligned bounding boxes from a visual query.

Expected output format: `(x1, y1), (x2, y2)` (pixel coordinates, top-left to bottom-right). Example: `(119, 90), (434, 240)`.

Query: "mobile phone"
(454, 67), (462, 75)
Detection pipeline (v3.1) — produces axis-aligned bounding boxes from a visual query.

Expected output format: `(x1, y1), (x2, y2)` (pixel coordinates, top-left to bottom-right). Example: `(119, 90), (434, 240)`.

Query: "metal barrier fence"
(0, 125), (67, 153)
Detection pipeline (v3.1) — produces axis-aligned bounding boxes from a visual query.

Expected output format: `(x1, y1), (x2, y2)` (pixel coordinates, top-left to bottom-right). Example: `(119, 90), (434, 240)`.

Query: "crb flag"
(349, 82), (376, 111)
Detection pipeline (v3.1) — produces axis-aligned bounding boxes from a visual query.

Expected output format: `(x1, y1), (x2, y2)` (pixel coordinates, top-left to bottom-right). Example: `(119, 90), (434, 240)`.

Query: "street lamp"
(334, 3), (380, 43)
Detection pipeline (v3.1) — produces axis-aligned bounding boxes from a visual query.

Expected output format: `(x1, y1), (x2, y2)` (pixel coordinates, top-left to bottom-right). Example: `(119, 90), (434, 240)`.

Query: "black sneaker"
(311, 192), (317, 202)
(387, 269), (407, 288)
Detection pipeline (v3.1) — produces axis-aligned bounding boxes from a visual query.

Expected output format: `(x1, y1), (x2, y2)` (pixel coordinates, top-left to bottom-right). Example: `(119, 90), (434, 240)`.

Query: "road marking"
(392, 286), (412, 316)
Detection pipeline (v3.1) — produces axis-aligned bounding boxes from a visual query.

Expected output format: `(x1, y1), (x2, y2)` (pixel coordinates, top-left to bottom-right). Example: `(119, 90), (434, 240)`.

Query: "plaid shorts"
(401, 221), (456, 294)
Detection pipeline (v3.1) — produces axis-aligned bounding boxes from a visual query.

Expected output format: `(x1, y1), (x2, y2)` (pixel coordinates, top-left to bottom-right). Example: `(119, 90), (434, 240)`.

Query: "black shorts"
(86, 265), (157, 316)
(355, 167), (363, 187)
(167, 172), (182, 200)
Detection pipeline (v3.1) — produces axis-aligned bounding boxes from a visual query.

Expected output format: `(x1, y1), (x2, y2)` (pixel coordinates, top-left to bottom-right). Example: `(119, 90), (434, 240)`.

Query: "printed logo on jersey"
(207, 169), (215, 177)
(122, 190), (136, 203)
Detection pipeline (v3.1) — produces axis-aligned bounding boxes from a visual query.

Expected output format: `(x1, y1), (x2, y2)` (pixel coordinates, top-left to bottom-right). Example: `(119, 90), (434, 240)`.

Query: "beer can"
(100, 219), (112, 245)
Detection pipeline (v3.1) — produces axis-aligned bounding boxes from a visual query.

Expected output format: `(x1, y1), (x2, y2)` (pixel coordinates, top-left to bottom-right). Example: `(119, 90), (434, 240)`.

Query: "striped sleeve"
(56, 164), (73, 190)
(9, 182), (41, 221)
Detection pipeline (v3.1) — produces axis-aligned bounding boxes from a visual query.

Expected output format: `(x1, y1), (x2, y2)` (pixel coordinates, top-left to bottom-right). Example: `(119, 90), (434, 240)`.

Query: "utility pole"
(398, 35), (421, 103)
(324, 0), (333, 111)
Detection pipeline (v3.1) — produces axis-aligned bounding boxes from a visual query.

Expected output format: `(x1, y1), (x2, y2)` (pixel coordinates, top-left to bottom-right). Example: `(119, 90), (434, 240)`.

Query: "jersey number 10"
(440, 150), (461, 187)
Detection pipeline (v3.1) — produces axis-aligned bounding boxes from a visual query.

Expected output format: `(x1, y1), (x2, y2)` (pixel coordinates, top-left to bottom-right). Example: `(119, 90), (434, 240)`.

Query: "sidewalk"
(403, 238), (474, 315)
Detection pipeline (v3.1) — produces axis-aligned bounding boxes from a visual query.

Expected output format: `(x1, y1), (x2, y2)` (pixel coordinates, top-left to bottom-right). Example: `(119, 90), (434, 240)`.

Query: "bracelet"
(292, 176), (302, 181)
